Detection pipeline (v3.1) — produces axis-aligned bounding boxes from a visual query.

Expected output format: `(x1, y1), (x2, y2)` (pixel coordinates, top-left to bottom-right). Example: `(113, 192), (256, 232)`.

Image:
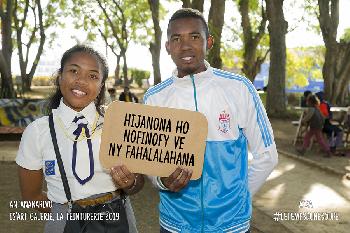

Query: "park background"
(1, 0), (350, 233)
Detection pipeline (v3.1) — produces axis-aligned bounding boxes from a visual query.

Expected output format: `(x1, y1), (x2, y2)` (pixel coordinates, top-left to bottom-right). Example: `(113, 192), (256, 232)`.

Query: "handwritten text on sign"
(99, 101), (208, 180)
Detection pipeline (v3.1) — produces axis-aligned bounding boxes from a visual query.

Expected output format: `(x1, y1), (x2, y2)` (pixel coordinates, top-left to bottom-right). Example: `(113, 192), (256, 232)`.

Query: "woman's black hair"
(47, 44), (109, 116)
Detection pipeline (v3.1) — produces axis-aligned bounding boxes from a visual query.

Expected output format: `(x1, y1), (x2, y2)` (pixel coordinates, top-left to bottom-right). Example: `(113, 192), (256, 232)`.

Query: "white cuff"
(156, 176), (169, 191)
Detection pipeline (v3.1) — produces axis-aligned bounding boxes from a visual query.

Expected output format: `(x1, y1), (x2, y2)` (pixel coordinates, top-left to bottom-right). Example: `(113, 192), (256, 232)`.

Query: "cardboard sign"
(99, 101), (208, 180)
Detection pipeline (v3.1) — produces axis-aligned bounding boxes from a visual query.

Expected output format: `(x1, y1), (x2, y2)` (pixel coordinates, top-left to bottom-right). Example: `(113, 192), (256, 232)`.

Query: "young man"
(144, 8), (278, 233)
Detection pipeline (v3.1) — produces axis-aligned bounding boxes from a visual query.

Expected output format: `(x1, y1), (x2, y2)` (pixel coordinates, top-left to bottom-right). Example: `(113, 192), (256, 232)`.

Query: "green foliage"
(70, 0), (158, 57)
(233, 0), (266, 37)
(286, 46), (325, 88)
(248, 0), (259, 12)
(13, 0), (67, 49)
(44, 1), (67, 28)
(299, 0), (320, 34)
(248, 0), (264, 33)
(221, 46), (243, 73)
(229, 0), (269, 74)
(256, 33), (269, 58)
(221, 33), (269, 75)
(129, 68), (150, 87)
(340, 28), (350, 43)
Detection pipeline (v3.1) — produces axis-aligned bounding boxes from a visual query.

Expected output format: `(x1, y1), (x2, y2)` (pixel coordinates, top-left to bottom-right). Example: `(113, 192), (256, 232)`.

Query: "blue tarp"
(253, 63), (325, 93)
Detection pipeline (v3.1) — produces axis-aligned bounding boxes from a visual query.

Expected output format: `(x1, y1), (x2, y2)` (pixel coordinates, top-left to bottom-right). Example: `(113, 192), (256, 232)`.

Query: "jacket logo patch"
(218, 110), (230, 133)
(45, 160), (55, 176)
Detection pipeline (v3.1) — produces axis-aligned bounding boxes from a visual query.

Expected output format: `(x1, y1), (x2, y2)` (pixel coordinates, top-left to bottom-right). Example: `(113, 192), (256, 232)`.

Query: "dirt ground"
(1, 110), (349, 232)
(0, 163), (160, 233)
(271, 118), (350, 175)
(253, 154), (350, 233)
(1, 162), (287, 233)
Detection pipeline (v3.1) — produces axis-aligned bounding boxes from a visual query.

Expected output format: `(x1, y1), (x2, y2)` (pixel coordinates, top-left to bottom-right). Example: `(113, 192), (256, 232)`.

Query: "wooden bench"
(0, 126), (25, 134)
(0, 126), (25, 141)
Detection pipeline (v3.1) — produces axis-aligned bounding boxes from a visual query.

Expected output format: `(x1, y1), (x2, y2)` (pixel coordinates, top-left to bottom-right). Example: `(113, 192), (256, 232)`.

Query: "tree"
(181, 0), (204, 12)
(148, 0), (162, 85)
(238, 0), (269, 82)
(13, 0), (65, 92)
(207, 0), (226, 69)
(129, 67), (150, 87)
(286, 47), (324, 89)
(266, 0), (287, 116)
(318, 0), (350, 105)
(96, 0), (129, 88)
(72, 0), (151, 88)
(1, 0), (65, 96)
(221, 47), (243, 72)
(13, 0), (45, 92)
(0, 0), (16, 98)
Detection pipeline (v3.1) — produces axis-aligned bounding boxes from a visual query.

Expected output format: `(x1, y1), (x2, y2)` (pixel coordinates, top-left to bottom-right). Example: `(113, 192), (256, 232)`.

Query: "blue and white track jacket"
(144, 63), (278, 233)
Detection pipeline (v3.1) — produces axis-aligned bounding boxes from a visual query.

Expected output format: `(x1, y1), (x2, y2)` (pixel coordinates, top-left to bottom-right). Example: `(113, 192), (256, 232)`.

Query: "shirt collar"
(57, 98), (97, 129)
(171, 60), (213, 86)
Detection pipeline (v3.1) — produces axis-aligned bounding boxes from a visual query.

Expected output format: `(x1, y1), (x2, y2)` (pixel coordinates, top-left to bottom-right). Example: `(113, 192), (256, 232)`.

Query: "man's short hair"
(167, 8), (209, 39)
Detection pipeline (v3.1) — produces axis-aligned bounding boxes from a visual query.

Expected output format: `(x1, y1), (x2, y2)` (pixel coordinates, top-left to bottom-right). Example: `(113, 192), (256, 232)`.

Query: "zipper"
(190, 74), (203, 232)
(190, 74), (198, 111)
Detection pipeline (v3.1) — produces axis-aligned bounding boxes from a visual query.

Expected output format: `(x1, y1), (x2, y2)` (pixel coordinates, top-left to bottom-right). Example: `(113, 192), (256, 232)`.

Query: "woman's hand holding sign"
(110, 164), (145, 195)
(161, 167), (193, 192)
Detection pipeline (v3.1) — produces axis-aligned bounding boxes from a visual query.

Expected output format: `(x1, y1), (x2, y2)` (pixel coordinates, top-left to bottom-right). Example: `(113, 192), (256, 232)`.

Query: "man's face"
(166, 17), (213, 78)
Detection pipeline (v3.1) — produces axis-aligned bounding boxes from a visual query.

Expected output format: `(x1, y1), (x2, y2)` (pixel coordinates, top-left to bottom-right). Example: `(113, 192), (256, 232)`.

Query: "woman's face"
(59, 52), (103, 112)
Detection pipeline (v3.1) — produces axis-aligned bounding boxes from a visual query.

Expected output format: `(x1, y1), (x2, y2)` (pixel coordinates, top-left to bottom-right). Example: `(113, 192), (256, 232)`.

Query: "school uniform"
(16, 98), (137, 233)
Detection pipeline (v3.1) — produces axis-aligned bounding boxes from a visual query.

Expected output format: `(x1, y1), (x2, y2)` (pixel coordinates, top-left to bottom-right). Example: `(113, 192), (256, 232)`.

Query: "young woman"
(297, 94), (331, 157)
(16, 45), (144, 233)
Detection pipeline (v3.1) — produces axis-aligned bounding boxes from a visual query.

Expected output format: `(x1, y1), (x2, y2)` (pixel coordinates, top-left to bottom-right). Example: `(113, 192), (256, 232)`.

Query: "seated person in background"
(315, 91), (343, 152)
(107, 87), (117, 101)
(316, 91), (331, 118)
(297, 94), (332, 157)
(301, 90), (312, 107)
(119, 86), (139, 103)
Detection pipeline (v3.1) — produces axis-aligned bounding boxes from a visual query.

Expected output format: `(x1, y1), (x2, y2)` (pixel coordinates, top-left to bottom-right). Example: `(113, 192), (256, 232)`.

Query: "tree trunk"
(0, 51), (15, 98)
(181, 0), (204, 12)
(239, 0), (267, 82)
(148, 0), (162, 85)
(14, 0), (46, 92)
(27, 0), (45, 91)
(96, 0), (130, 87)
(266, 0), (287, 116)
(332, 42), (350, 104)
(318, 0), (350, 105)
(122, 52), (128, 88)
(114, 54), (121, 85)
(0, 0), (16, 98)
(322, 46), (336, 101)
(207, 0), (226, 69)
(192, 0), (204, 12)
(181, 0), (191, 8)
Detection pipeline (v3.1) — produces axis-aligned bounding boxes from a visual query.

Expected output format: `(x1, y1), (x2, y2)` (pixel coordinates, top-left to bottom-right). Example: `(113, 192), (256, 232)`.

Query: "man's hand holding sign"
(100, 101), (208, 191)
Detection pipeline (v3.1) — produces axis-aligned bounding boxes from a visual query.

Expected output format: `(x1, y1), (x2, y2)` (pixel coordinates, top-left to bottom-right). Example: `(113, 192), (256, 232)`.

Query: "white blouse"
(16, 99), (116, 204)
